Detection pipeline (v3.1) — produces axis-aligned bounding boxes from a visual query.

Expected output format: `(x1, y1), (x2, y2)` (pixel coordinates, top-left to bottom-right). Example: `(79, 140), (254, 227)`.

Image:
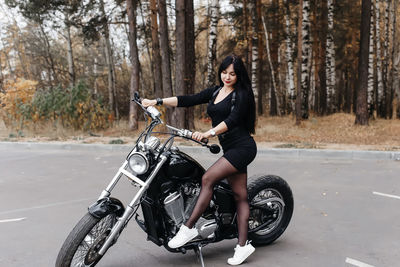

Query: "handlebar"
(165, 124), (220, 153)
(133, 92), (220, 154)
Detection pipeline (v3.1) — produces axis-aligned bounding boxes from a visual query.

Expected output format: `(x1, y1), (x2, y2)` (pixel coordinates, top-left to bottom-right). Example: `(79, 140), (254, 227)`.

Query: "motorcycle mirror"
(209, 144), (220, 154)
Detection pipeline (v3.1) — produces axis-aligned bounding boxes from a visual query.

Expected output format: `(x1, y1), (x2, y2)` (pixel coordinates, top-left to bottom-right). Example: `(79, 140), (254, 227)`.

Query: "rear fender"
(88, 197), (125, 219)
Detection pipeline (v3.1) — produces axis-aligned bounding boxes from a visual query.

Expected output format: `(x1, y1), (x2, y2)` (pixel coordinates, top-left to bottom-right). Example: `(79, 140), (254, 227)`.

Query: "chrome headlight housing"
(127, 152), (149, 175)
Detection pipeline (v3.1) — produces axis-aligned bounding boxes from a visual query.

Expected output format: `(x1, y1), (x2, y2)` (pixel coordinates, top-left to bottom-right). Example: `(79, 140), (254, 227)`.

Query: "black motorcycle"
(56, 93), (294, 267)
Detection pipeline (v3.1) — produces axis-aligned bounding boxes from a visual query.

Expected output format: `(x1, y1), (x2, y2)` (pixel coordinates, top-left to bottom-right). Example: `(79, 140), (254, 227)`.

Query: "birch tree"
(207, 0), (219, 87)
(382, 0), (391, 118)
(284, 0), (295, 113)
(375, 0), (384, 117)
(318, 0), (328, 115)
(300, 0), (311, 119)
(356, 0), (371, 125)
(262, 15), (280, 116)
(367, 2), (375, 116)
(250, 0), (259, 112)
(296, 0), (303, 125)
(326, 0), (336, 112)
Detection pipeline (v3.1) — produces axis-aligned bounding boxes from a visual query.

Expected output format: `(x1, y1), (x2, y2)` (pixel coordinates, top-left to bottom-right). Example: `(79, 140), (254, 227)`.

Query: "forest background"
(0, 0), (399, 151)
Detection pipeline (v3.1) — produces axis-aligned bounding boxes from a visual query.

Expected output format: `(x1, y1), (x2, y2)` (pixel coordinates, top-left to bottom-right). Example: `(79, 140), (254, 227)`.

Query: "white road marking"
(346, 257), (375, 267)
(0, 198), (95, 216)
(0, 217), (26, 223)
(373, 191), (400, 200)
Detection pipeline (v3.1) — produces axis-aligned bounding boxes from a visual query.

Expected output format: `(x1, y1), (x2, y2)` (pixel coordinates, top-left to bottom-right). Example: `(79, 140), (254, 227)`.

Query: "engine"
(162, 183), (217, 239)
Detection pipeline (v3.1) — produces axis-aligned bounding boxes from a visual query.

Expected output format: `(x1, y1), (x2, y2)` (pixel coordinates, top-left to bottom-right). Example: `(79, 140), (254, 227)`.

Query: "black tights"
(185, 157), (249, 246)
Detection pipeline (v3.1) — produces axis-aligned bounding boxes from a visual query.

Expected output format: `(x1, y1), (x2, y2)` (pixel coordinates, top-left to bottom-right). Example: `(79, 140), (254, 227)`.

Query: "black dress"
(177, 86), (257, 173)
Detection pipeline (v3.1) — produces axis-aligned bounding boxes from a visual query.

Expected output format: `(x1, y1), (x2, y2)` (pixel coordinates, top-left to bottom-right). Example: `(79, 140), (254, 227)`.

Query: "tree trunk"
(311, 0), (318, 113)
(250, 0), (259, 113)
(1, 38), (15, 82)
(207, 0), (219, 88)
(284, 0), (296, 113)
(0, 53), (4, 91)
(139, 2), (155, 93)
(158, 0), (174, 124)
(39, 24), (57, 86)
(388, 0), (396, 119)
(150, 0), (163, 97)
(185, 0), (195, 130)
(301, 0), (311, 119)
(175, 0), (186, 128)
(355, 0), (371, 125)
(127, 0), (140, 130)
(256, 0), (264, 116)
(262, 15), (280, 116)
(326, 0), (336, 113)
(367, 2), (375, 116)
(296, 0), (303, 125)
(243, 0), (251, 70)
(65, 19), (75, 87)
(100, 0), (117, 119)
(383, 0), (392, 118)
(318, 0), (328, 115)
(375, 0), (384, 117)
(391, 0), (400, 119)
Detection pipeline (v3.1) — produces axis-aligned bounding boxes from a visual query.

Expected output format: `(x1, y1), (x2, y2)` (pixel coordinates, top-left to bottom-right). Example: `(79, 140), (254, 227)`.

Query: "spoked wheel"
(56, 213), (117, 267)
(247, 175), (293, 245)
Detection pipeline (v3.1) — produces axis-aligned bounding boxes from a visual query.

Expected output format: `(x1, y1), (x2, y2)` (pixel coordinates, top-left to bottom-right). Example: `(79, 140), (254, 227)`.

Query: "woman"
(142, 55), (257, 265)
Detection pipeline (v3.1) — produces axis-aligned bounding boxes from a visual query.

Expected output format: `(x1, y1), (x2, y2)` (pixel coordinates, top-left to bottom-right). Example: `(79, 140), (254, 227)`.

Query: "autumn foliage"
(0, 80), (111, 131)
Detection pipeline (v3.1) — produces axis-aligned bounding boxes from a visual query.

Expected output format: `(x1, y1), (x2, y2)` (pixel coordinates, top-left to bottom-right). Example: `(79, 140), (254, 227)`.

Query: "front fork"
(97, 154), (168, 255)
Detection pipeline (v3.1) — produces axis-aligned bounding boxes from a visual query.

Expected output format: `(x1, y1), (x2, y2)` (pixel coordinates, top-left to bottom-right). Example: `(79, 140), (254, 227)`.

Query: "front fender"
(88, 197), (125, 219)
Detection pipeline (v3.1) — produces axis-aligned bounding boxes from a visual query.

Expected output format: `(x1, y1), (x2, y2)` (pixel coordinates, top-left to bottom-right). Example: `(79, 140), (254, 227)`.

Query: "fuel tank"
(164, 149), (205, 182)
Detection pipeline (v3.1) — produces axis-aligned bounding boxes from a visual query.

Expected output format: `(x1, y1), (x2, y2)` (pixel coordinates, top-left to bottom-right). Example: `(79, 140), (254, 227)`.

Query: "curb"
(1, 141), (400, 161)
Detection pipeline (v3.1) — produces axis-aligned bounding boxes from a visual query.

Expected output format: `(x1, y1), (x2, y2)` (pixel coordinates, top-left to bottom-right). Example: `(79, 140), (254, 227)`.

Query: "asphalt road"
(0, 146), (399, 267)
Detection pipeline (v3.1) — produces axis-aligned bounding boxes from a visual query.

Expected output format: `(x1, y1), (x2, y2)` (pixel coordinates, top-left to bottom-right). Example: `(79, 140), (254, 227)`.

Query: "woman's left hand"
(191, 131), (211, 142)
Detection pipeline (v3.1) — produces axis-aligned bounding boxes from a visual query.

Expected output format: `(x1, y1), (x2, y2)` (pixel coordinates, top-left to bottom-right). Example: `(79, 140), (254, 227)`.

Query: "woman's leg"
(185, 157), (238, 228)
(227, 172), (249, 246)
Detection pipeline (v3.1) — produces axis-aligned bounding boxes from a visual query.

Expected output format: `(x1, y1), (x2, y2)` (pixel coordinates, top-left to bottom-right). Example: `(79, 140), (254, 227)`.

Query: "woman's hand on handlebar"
(142, 99), (156, 107)
(192, 131), (211, 142)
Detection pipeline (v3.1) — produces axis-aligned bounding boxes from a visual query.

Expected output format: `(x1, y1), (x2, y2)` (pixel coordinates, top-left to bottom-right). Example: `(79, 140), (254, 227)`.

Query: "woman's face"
(221, 64), (237, 88)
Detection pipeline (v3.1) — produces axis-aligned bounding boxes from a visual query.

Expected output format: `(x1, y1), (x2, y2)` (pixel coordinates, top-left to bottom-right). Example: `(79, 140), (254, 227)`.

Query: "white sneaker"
(168, 224), (198, 248)
(227, 241), (255, 265)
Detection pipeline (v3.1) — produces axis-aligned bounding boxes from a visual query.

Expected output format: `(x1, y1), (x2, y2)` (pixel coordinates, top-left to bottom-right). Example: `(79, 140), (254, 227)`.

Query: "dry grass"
(252, 113), (400, 150)
(1, 113), (400, 151)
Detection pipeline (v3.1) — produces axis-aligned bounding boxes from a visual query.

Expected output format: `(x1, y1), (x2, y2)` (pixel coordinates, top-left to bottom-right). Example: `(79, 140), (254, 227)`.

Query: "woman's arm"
(142, 97), (178, 107)
(192, 121), (228, 141)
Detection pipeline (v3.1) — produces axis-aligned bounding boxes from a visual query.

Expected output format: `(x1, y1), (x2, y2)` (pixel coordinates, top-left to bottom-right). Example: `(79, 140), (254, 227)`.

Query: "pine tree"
(356, 0), (372, 125)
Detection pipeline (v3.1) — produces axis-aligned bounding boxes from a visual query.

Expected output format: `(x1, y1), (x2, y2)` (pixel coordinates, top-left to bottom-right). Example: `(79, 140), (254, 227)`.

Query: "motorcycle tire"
(56, 212), (117, 267)
(247, 174), (294, 246)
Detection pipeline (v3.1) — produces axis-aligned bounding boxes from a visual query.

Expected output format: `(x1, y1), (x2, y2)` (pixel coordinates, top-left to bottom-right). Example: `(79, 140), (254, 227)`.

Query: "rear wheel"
(56, 213), (117, 267)
(247, 175), (293, 245)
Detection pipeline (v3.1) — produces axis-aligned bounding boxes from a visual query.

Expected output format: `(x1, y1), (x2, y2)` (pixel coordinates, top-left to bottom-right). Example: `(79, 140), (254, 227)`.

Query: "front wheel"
(56, 212), (117, 267)
(247, 175), (294, 245)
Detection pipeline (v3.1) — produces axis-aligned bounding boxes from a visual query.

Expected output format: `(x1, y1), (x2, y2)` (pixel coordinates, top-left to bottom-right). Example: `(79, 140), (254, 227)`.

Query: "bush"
(0, 79), (37, 129)
(1, 80), (111, 131)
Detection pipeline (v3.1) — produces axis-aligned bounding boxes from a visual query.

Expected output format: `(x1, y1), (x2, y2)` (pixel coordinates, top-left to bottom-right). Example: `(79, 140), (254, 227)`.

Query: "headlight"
(127, 152), (149, 175)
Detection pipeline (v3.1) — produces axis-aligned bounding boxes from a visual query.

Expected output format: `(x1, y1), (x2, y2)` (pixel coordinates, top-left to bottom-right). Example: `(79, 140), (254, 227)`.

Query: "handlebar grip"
(133, 91), (141, 103)
(200, 138), (209, 144)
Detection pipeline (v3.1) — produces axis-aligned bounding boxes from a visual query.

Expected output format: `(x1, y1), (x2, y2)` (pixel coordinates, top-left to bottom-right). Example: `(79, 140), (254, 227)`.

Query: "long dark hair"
(217, 55), (256, 134)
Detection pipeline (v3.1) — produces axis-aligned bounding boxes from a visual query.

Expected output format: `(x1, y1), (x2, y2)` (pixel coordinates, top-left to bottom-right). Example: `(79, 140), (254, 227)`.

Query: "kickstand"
(194, 244), (205, 267)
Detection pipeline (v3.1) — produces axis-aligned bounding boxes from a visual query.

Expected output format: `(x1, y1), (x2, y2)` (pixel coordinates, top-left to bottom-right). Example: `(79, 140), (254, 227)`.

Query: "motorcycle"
(56, 93), (294, 267)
